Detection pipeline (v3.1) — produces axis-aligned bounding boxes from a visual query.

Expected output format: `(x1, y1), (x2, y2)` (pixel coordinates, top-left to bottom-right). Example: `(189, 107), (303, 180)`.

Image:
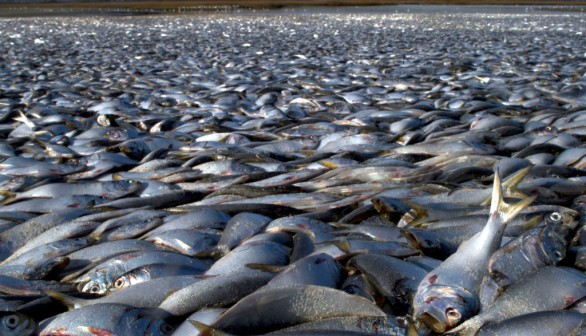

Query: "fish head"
(540, 212), (573, 263)
(78, 269), (111, 295)
(414, 285), (477, 333)
(0, 312), (36, 336)
(79, 279), (108, 295)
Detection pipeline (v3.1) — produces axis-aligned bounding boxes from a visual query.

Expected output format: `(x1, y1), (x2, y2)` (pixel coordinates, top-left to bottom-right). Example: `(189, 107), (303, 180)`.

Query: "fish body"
(38, 303), (173, 336)
(412, 172), (535, 332)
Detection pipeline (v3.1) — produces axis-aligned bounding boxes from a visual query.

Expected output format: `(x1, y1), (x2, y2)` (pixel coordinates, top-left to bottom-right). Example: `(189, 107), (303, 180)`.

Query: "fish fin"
(400, 229), (421, 249)
(0, 190), (17, 205)
(490, 170), (537, 224)
(13, 111), (36, 129)
(86, 231), (103, 244)
(208, 246), (228, 258)
(42, 289), (85, 310)
(0, 283), (41, 296)
(298, 149), (315, 158)
(332, 239), (351, 253)
(481, 166), (531, 206)
(445, 316), (485, 336)
(522, 214), (543, 231)
(398, 200), (428, 227)
(319, 160), (340, 169)
(400, 317), (432, 336)
(502, 165), (531, 197)
(188, 320), (233, 336)
(244, 263), (284, 273)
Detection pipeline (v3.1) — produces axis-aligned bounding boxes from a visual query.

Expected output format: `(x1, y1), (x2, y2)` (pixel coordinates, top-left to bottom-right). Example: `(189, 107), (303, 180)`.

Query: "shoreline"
(1, 2), (585, 18)
(2, 0), (586, 9)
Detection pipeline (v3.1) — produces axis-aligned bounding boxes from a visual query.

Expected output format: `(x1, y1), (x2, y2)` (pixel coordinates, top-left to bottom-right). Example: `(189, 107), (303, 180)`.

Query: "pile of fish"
(0, 5), (586, 335)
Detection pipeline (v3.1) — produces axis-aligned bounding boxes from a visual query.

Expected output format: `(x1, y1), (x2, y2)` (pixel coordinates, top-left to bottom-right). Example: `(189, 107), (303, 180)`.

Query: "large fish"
(37, 303), (173, 336)
(451, 266), (586, 335)
(412, 171), (535, 333)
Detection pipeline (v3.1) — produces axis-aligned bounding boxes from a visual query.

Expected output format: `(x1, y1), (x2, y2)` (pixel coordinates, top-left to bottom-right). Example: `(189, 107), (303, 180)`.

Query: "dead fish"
(37, 303), (173, 336)
(348, 253), (428, 315)
(73, 250), (210, 295)
(0, 180), (141, 202)
(412, 172), (535, 333)
(451, 266), (586, 335)
(479, 210), (575, 307)
(475, 310), (586, 336)
(158, 269), (274, 317)
(204, 240), (289, 276)
(261, 253), (342, 290)
(211, 284), (387, 334)
(215, 212), (272, 254)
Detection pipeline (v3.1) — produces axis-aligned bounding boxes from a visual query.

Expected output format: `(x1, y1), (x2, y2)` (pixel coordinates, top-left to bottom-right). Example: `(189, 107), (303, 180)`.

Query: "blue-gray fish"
(158, 269), (275, 317)
(1, 180), (142, 204)
(74, 251), (210, 295)
(479, 210), (575, 306)
(262, 253), (342, 290)
(475, 310), (586, 336)
(451, 266), (586, 335)
(211, 284), (387, 334)
(38, 303), (173, 336)
(204, 240), (289, 276)
(215, 212), (272, 254)
(412, 172), (535, 333)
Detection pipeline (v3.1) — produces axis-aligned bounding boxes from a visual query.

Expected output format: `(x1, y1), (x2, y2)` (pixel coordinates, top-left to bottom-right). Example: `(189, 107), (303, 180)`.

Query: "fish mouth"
(418, 312), (447, 333)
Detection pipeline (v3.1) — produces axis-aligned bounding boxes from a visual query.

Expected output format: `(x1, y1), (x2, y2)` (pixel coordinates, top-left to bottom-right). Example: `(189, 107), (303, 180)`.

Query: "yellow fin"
(188, 320), (234, 336)
(398, 200), (428, 228)
(43, 289), (85, 310)
(490, 170), (537, 224)
(244, 263), (284, 273)
(481, 166), (531, 206)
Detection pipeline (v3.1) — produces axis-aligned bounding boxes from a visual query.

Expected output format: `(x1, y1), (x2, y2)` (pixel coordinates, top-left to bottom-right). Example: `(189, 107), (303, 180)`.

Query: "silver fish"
(38, 303), (173, 336)
(412, 172), (535, 333)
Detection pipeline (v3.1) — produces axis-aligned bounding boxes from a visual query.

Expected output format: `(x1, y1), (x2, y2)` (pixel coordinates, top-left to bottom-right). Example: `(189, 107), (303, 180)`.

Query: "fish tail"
(0, 190), (17, 205)
(490, 170), (536, 224)
(42, 289), (85, 310)
(86, 231), (103, 244)
(398, 200), (427, 228)
(481, 166), (531, 206)
(188, 320), (234, 336)
(502, 165), (531, 197)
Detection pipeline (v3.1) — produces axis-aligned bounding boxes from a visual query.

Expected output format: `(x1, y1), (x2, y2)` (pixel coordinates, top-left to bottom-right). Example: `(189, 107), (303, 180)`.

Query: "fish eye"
(554, 250), (564, 261)
(114, 278), (126, 288)
(445, 307), (461, 321)
(549, 212), (562, 222)
(4, 315), (20, 328)
(89, 285), (101, 293)
(160, 323), (174, 334)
